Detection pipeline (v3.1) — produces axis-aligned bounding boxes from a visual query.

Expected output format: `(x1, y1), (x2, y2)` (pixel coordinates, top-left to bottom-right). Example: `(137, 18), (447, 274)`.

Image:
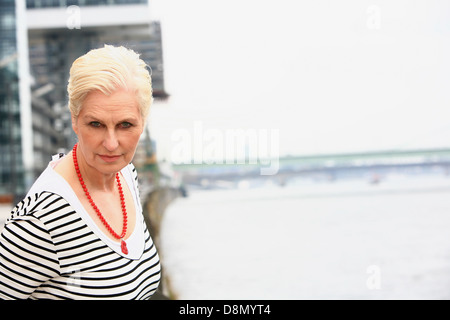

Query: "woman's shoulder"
(8, 191), (73, 224)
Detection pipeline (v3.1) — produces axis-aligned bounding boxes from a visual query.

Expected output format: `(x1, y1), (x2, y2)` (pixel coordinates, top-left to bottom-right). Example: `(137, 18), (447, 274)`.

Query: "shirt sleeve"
(0, 206), (60, 300)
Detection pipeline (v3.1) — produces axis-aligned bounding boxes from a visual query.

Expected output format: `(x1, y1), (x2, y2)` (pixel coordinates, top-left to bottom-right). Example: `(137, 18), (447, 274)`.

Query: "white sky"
(147, 0), (450, 161)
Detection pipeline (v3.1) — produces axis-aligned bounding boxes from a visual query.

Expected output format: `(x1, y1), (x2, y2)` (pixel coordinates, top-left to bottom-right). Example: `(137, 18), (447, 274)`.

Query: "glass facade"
(0, 0), (25, 199)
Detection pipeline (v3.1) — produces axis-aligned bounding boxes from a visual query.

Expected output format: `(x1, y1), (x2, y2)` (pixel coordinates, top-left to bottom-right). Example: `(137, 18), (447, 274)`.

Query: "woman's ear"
(72, 114), (78, 135)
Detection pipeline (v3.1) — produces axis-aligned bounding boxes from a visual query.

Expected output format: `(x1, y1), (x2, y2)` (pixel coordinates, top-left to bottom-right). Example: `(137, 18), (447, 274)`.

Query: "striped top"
(0, 156), (161, 300)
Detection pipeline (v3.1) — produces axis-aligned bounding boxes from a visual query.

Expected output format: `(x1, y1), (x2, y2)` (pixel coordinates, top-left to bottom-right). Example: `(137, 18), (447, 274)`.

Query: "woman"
(0, 45), (161, 299)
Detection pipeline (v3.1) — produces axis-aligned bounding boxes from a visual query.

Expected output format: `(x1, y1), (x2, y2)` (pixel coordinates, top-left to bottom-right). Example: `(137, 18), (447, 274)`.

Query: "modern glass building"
(26, 0), (166, 98)
(0, 0), (32, 201)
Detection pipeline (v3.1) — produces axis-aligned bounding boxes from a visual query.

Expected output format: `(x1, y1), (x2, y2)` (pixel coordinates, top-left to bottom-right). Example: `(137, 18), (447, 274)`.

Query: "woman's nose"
(103, 129), (119, 151)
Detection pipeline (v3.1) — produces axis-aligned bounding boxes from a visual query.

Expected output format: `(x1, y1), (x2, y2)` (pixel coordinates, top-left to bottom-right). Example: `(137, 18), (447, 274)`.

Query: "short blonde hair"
(67, 45), (153, 120)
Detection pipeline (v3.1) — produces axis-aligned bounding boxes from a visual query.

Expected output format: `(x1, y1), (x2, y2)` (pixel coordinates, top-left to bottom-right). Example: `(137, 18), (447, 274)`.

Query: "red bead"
(121, 240), (128, 255)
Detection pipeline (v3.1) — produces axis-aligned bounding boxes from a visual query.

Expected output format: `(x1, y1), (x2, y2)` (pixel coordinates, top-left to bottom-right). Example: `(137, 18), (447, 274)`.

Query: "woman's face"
(72, 89), (144, 175)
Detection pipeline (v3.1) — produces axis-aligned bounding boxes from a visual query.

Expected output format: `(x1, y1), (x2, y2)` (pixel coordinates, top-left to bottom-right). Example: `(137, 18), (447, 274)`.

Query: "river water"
(159, 173), (450, 300)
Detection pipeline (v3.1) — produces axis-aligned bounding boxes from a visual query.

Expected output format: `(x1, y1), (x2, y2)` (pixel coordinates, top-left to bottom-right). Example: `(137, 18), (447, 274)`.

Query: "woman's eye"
(120, 122), (132, 129)
(90, 121), (101, 128)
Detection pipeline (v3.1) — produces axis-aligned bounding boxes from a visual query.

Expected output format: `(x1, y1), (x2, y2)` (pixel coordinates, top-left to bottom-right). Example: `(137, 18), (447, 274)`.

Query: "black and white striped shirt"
(0, 159), (161, 300)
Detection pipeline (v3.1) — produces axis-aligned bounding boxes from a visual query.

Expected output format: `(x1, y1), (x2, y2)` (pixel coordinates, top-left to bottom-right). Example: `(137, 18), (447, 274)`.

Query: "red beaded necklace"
(72, 143), (128, 254)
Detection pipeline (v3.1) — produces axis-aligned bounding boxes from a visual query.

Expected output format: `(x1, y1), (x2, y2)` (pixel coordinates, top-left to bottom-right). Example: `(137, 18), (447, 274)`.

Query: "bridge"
(170, 148), (450, 188)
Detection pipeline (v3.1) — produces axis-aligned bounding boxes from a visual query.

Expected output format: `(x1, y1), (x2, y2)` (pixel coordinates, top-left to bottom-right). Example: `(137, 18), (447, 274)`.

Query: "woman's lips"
(99, 155), (121, 163)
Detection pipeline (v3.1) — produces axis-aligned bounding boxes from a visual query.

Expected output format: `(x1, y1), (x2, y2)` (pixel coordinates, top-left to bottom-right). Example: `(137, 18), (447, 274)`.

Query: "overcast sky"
(147, 0), (450, 162)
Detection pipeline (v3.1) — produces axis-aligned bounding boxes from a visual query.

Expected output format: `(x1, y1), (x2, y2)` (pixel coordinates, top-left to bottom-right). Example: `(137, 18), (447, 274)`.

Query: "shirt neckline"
(29, 155), (145, 260)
